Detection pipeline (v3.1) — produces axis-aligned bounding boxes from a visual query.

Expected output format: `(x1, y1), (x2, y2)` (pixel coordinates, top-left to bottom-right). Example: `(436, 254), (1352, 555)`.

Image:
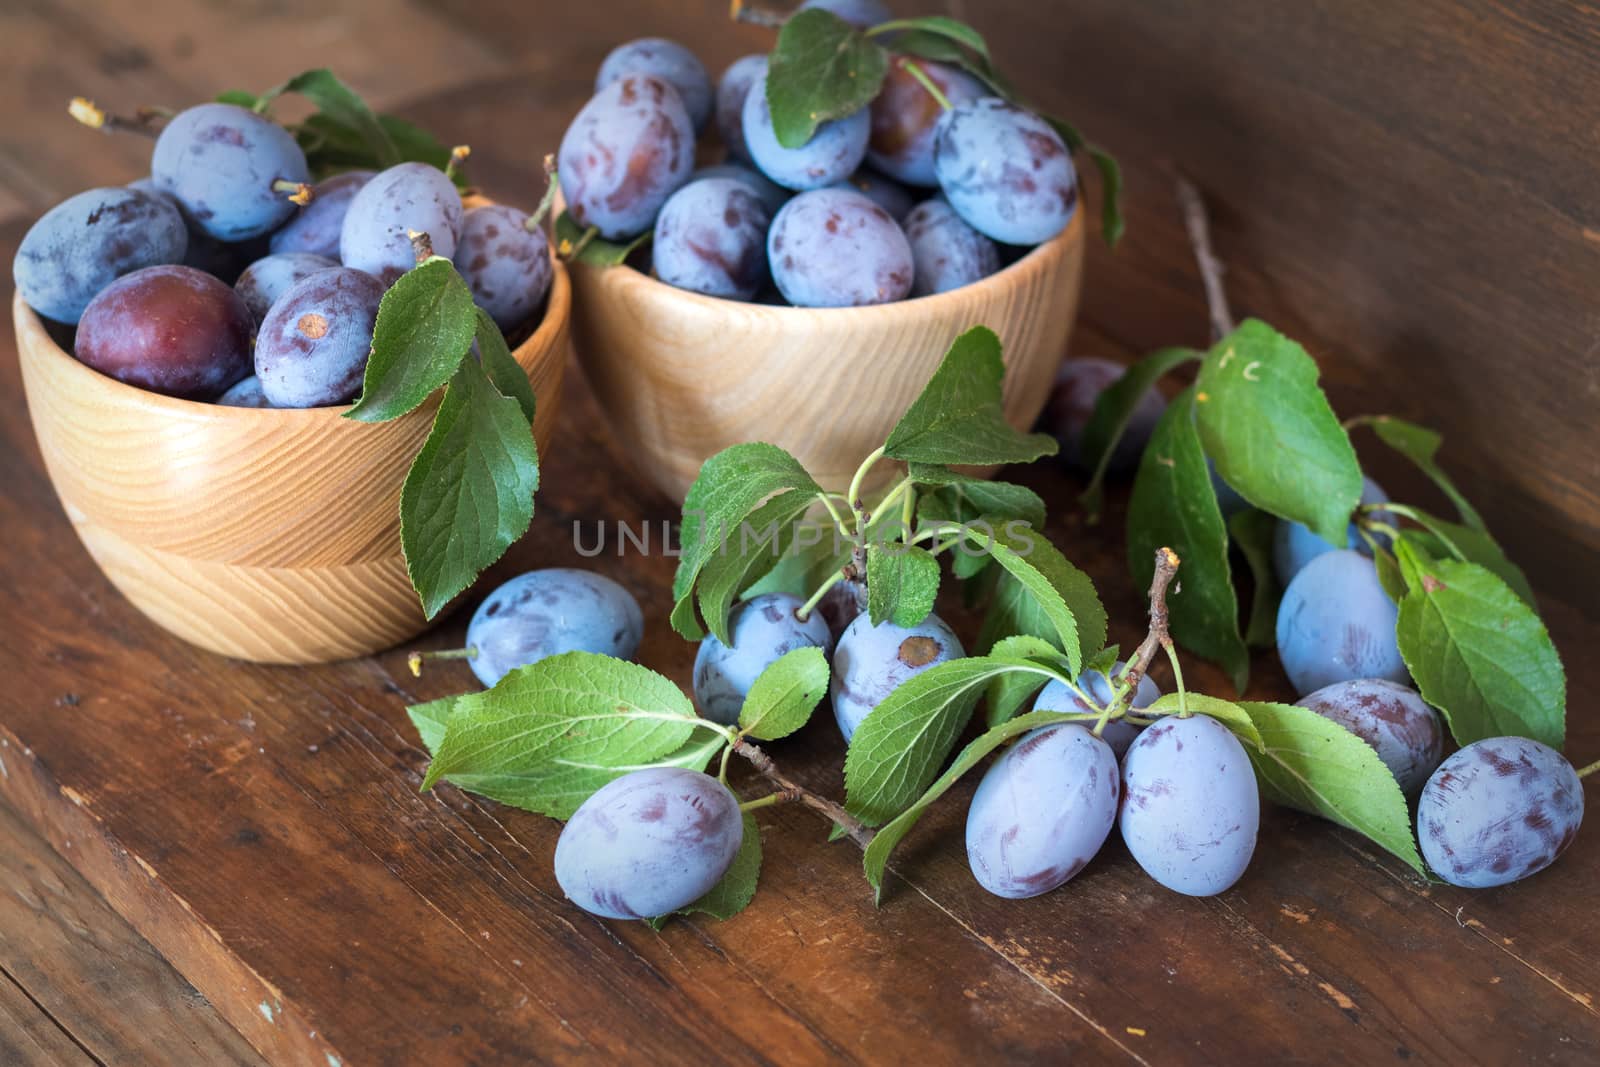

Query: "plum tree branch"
(1176, 175), (1235, 341)
(733, 739), (876, 849)
(1117, 547), (1181, 714)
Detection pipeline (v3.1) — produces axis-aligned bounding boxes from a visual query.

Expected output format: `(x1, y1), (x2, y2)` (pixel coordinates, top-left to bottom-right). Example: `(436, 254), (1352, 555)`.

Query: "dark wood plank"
(0, 803), (263, 1066)
(0, 971), (94, 1067)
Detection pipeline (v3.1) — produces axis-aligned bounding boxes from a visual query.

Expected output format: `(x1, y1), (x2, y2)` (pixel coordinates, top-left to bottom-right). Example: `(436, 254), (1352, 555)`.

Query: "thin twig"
(69, 97), (161, 138)
(1118, 547), (1181, 709)
(1175, 176), (1235, 341)
(733, 740), (875, 850)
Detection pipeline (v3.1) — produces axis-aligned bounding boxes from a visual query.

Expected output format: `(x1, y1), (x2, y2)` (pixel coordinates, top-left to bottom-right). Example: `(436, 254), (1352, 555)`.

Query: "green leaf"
(970, 524), (1106, 675)
(1349, 415), (1486, 532)
(766, 9), (889, 149)
(1082, 644), (1120, 679)
(649, 812), (761, 926)
(695, 490), (816, 646)
(216, 89), (263, 109)
(738, 647), (830, 742)
(1239, 701), (1425, 875)
(1128, 389), (1249, 692)
(862, 708), (1098, 902)
(400, 357), (539, 618)
(1393, 547), (1565, 748)
(1373, 546), (1407, 603)
(844, 655), (1061, 825)
(671, 443), (822, 638)
(910, 465), (1046, 529)
(1229, 509), (1280, 648)
(379, 114), (457, 179)
(1386, 506), (1535, 606)
(1079, 347), (1199, 517)
(1140, 694), (1264, 752)
(346, 257), (478, 422)
(420, 651), (708, 805)
(866, 543), (940, 628)
(407, 695), (459, 755)
(259, 69), (401, 167)
(982, 635), (1069, 728)
(474, 307), (536, 424)
(554, 209), (651, 266)
(868, 16), (990, 58)
(1086, 145), (1125, 246)
(1194, 320), (1363, 544)
(883, 327), (1058, 466)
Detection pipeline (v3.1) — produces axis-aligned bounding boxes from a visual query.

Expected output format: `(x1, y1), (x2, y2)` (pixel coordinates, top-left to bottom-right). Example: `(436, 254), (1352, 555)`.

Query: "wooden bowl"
(12, 261), (570, 665)
(570, 205), (1084, 499)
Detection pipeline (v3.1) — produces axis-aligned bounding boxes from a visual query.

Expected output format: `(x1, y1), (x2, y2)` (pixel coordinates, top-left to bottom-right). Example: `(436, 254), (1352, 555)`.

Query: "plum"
(966, 724), (1119, 898)
(694, 593), (832, 725)
(75, 265), (252, 400)
(453, 203), (553, 333)
(554, 768), (743, 919)
(827, 169), (916, 222)
(1295, 678), (1443, 794)
(466, 569), (644, 688)
(1046, 356), (1166, 472)
(743, 71), (870, 191)
(253, 267), (384, 408)
(1273, 475), (1392, 584)
(902, 197), (1000, 296)
(933, 98), (1077, 245)
(652, 178), (772, 300)
(1418, 737), (1583, 888)
(217, 376), (271, 408)
(234, 252), (338, 324)
(151, 103), (308, 240)
(1031, 661), (1161, 758)
(597, 38), (713, 132)
(714, 54), (766, 162)
(868, 57), (986, 186)
(1276, 549), (1407, 696)
(767, 188), (913, 307)
(558, 75), (695, 240)
(339, 162), (464, 285)
(269, 170), (375, 258)
(15, 187), (187, 324)
(832, 612), (964, 741)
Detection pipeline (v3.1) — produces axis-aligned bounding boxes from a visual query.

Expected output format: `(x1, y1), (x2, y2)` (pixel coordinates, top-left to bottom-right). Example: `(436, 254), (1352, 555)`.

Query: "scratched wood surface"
(1, 1), (1597, 1063)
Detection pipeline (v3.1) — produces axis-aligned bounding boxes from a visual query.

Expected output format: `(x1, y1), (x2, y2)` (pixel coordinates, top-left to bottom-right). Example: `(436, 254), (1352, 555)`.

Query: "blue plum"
(151, 103), (308, 241)
(1031, 661), (1161, 758)
(690, 163), (790, 217)
(15, 187), (187, 324)
(554, 768), (743, 920)
(1296, 679), (1443, 794)
(798, 0), (891, 27)
(217, 376), (271, 408)
(1276, 549), (1407, 696)
(652, 178), (772, 300)
(966, 724), (1119, 898)
(933, 98), (1077, 245)
(597, 38), (713, 132)
(129, 177), (269, 285)
(453, 204), (553, 333)
(694, 593), (832, 725)
(466, 569), (645, 688)
(559, 75), (695, 241)
(743, 72), (870, 191)
(75, 265), (253, 400)
(234, 252), (338, 324)
(901, 197), (1000, 296)
(714, 55), (766, 162)
(1046, 356), (1166, 472)
(767, 188), (913, 307)
(1120, 714), (1259, 896)
(254, 267), (384, 408)
(832, 612), (964, 741)
(868, 57), (986, 186)
(1419, 737), (1583, 888)
(1273, 475), (1391, 585)
(339, 162), (464, 285)
(828, 169), (916, 221)
(269, 170), (375, 258)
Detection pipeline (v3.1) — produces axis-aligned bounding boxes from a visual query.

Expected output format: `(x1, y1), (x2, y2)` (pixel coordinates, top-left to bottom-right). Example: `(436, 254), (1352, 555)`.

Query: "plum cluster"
(557, 20), (1077, 307)
(14, 102), (553, 406)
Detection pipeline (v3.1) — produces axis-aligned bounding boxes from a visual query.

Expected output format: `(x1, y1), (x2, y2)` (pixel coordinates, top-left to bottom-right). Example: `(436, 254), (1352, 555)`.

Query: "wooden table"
(3, 2), (1597, 1063)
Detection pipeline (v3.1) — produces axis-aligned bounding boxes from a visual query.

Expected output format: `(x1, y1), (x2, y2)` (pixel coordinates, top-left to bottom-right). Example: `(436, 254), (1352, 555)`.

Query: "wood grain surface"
(1, 1), (1597, 1064)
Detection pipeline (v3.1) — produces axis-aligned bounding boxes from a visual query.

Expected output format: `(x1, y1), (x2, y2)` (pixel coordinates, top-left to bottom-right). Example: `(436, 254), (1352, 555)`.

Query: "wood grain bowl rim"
(10, 254), (571, 426)
(571, 202), (1084, 321)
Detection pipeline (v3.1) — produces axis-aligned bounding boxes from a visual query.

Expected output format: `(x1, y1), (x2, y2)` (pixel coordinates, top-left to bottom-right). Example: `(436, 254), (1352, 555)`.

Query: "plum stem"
(445, 144), (471, 183)
(733, 739), (876, 849)
(272, 179), (314, 206)
(68, 96), (160, 138)
(900, 60), (954, 112)
(738, 793), (784, 812)
(1175, 175), (1235, 342)
(526, 154), (560, 231)
(408, 229), (435, 264)
(406, 646), (478, 677)
(559, 225), (600, 260)
(1162, 638), (1189, 715)
(1118, 547), (1182, 717)
(1575, 758), (1600, 779)
(814, 490), (849, 536)
(795, 569), (845, 623)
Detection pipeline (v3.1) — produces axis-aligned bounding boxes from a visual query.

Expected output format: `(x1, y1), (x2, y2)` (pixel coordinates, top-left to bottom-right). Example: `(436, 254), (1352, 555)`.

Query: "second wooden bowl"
(12, 261), (570, 665)
(570, 205), (1085, 500)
